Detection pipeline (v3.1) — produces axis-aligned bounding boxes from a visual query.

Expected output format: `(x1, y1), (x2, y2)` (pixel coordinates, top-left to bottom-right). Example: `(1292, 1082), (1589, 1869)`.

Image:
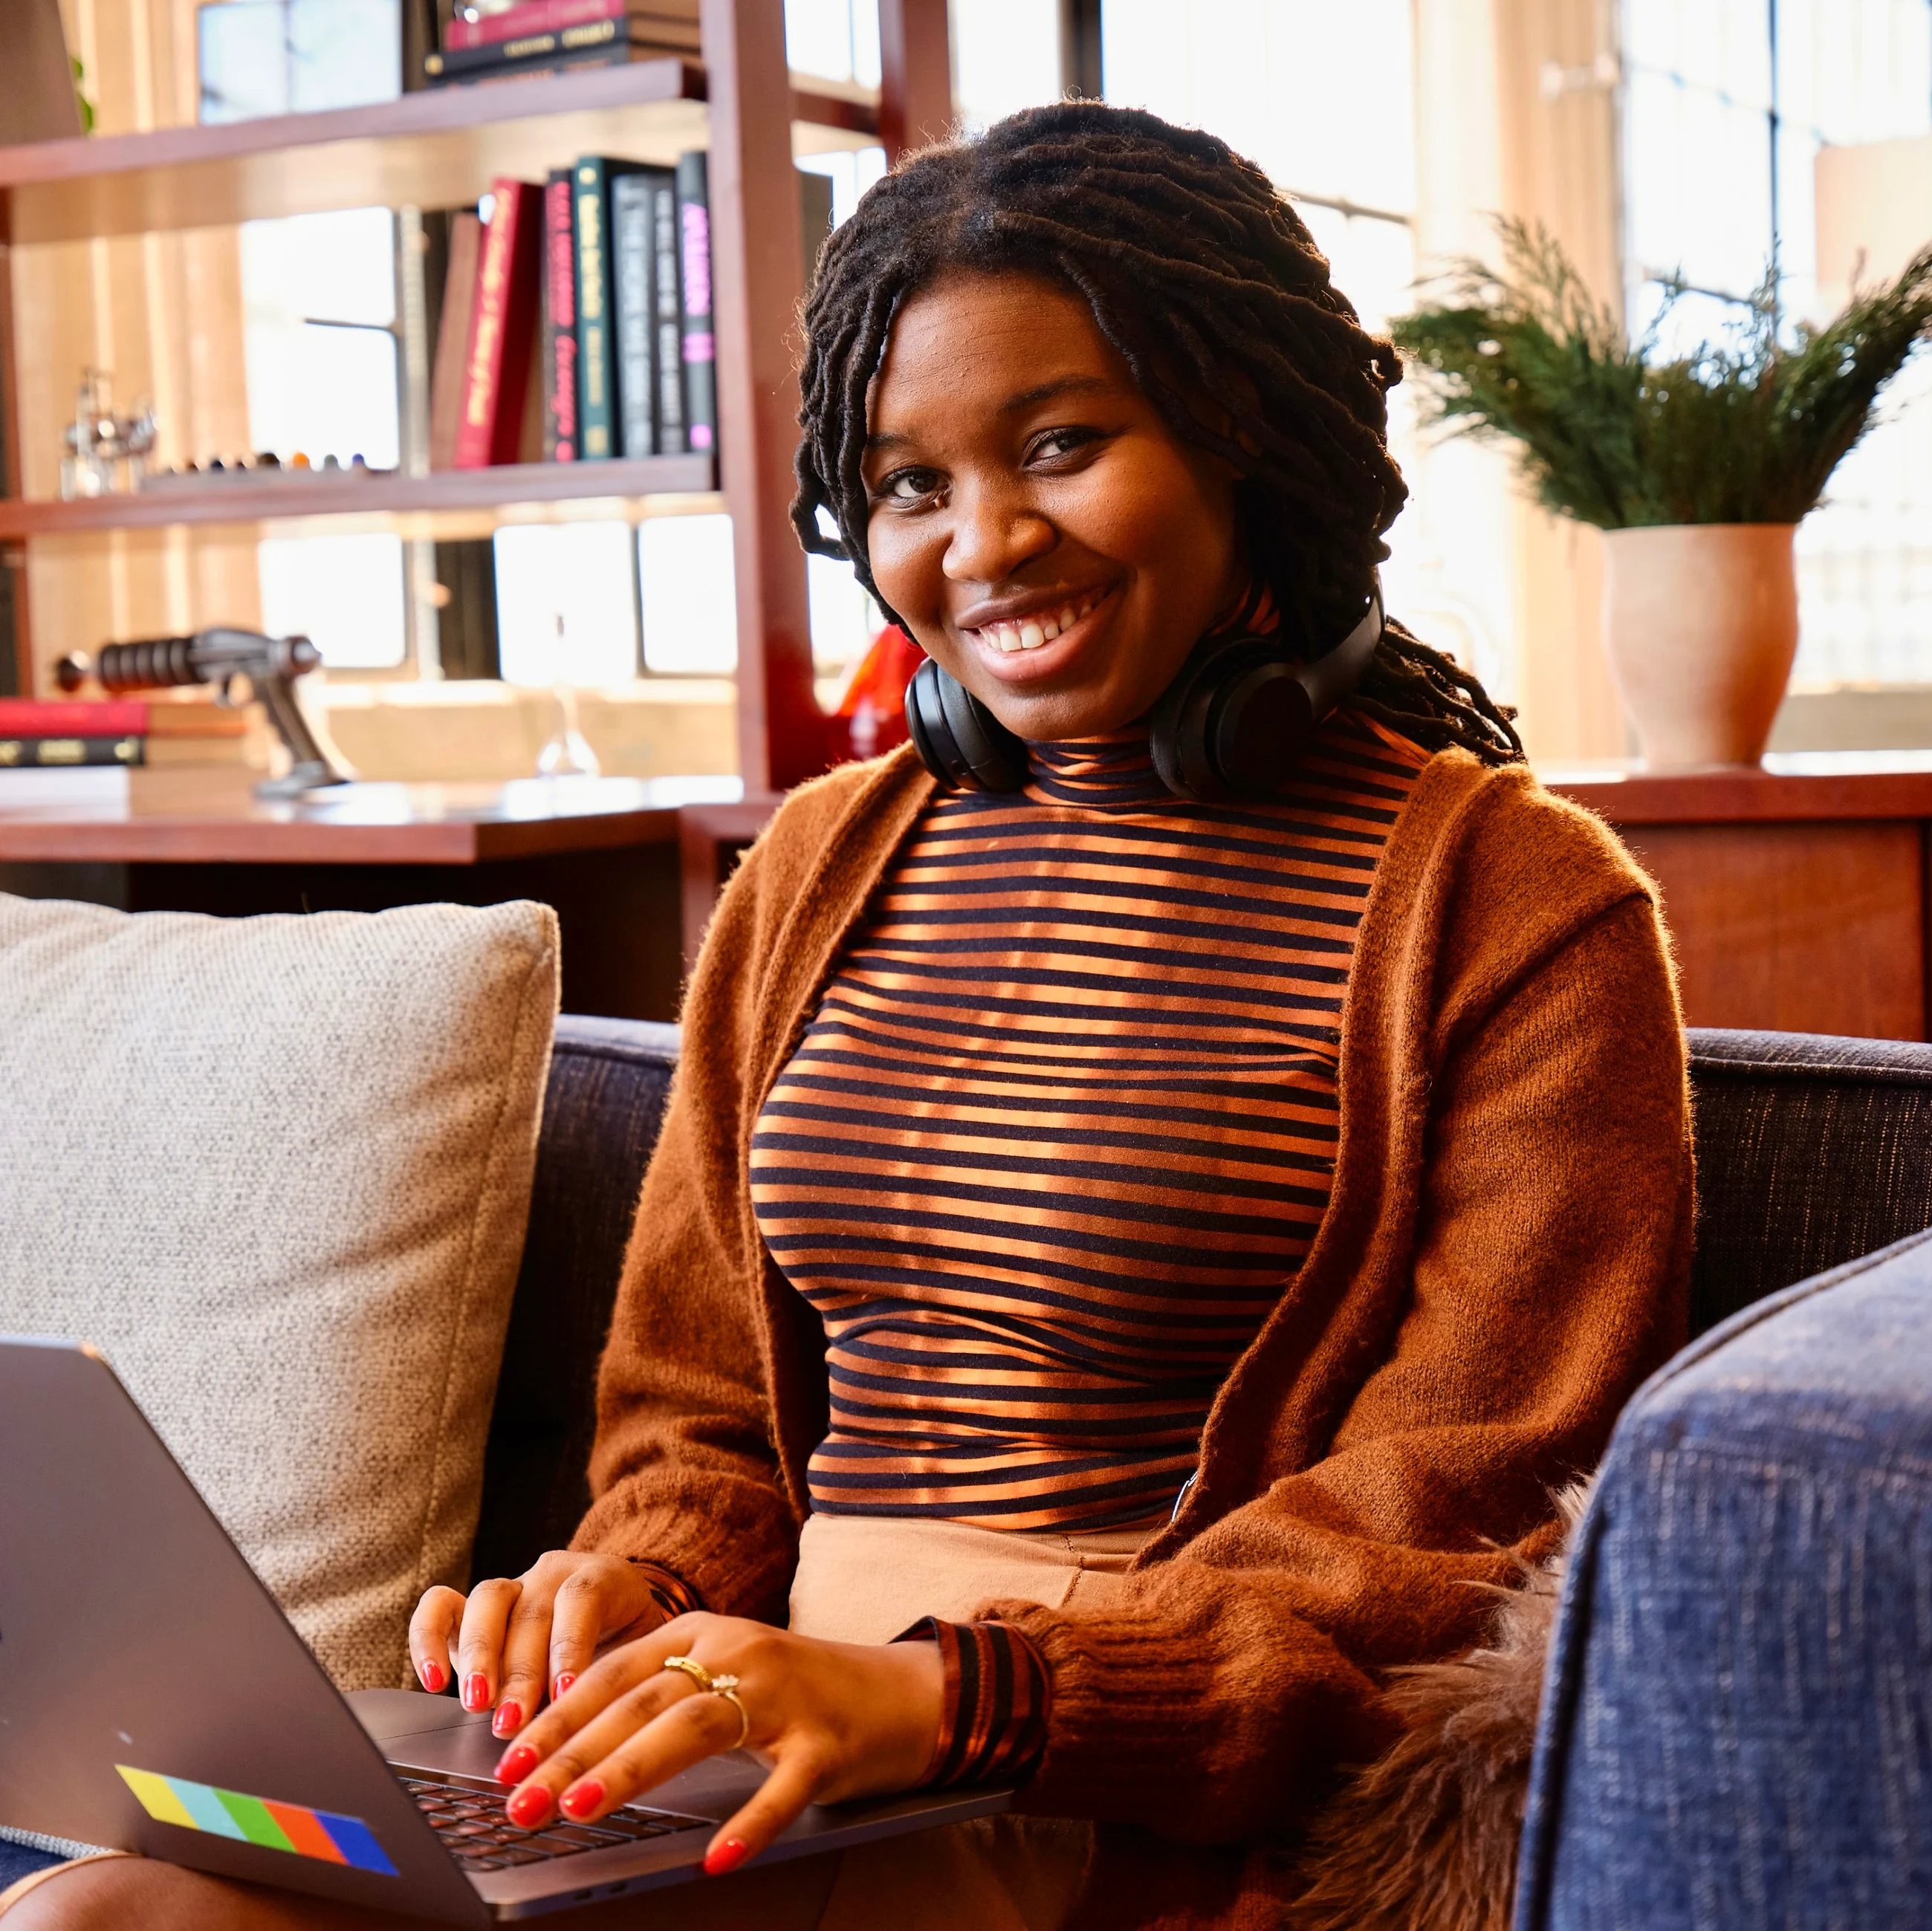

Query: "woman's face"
(862, 269), (1244, 742)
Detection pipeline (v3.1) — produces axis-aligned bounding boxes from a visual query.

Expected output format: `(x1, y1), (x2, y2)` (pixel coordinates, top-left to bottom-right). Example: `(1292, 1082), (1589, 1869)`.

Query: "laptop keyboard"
(399, 1774), (709, 1872)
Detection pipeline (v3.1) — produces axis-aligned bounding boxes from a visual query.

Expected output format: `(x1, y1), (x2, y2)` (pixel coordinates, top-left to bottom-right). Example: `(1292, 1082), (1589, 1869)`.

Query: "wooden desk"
(0, 771), (742, 1022)
(1545, 753), (1932, 1041)
(9, 756), (1927, 1040)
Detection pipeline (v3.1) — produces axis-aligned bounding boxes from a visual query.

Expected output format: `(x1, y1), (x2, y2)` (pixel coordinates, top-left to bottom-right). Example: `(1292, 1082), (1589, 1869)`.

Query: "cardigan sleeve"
(980, 834), (1693, 1840)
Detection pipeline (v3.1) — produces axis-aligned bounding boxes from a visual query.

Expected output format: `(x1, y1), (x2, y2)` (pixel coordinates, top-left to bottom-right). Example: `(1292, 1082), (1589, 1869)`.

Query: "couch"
(9, 1019), (1932, 1909)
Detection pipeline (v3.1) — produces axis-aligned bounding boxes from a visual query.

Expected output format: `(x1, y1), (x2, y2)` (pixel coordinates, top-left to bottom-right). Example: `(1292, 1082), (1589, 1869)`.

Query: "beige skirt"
(783, 1513), (1158, 1931)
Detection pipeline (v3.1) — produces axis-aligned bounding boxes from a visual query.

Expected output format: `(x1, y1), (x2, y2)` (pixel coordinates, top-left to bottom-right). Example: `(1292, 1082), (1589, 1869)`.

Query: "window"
(1620, 0), (1932, 685)
(1098, 4), (1511, 693)
(239, 207), (407, 669)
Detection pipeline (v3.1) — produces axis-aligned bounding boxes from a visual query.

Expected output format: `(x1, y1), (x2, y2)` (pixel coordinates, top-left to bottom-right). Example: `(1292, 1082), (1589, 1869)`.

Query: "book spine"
(574, 158), (617, 460)
(0, 700), (148, 736)
(429, 212), (483, 472)
(538, 190), (557, 463)
(0, 736), (143, 768)
(456, 180), (543, 469)
(612, 173), (655, 460)
(543, 171), (578, 462)
(444, 0), (623, 51)
(675, 150), (716, 455)
(651, 175), (685, 455)
(426, 15), (627, 77)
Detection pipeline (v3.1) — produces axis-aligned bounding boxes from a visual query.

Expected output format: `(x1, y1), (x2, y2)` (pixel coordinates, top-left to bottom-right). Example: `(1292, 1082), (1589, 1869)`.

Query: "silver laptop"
(0, 1337), (1008, 1923)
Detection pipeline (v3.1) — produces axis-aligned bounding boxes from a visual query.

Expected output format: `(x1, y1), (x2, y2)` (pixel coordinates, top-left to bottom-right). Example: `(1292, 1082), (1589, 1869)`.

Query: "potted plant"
(1390, 221), (1932, 767)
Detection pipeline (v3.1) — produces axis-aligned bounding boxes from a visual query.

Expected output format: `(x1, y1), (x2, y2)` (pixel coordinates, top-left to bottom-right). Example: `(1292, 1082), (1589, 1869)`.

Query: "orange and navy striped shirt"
(751, 710), (1430, 1542)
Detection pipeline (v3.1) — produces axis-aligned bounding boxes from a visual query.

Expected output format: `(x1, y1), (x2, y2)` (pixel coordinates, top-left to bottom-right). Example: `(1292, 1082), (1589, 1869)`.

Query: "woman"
(6, 103), (1690, 1931)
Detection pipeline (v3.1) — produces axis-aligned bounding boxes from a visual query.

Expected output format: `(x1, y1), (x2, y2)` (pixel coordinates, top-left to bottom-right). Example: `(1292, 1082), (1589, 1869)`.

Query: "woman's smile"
(957, 582), (1118, 685)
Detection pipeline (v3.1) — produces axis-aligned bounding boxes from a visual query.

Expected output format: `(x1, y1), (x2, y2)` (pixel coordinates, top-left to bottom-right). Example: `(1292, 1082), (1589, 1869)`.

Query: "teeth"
(974, 591), (1105, 655)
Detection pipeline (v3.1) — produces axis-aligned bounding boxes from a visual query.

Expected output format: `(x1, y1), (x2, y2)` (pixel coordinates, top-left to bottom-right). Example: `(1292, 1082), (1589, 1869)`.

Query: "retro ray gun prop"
(57, 629), (352, 799)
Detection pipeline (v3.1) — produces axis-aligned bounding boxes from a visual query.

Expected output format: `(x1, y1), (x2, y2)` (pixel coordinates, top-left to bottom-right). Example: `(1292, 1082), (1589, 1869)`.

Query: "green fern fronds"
(1390, 217), (1932, 528)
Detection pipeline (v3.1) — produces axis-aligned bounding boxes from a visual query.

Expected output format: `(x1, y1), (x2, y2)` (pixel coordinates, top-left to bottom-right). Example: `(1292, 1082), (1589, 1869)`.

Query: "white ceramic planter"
(1601, 523), (1799, 768)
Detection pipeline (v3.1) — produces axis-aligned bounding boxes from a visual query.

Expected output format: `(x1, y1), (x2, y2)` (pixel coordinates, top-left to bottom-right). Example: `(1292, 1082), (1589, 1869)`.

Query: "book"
(0, 736), (142, 768)
(540, 169), (578, 461)
(612, 171), (655, 459)
(651, 172), (685, 454)
(675, 150), (714, 455)
(0, 765), (130, 807)
(0, 698), (247, 739)
(429, 212), (484, 471)
(429, 43), (666, 87)
(574, 157), (649, 461)
(443, 0), (698, 53)
(454, 180), (543, 469)
(0, 698), (148, 737)
(424, 16), (682, 80)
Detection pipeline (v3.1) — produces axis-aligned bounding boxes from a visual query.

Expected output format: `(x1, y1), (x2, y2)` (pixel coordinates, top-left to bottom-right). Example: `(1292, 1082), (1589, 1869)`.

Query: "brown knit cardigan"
(574, 740), (1693, 1928)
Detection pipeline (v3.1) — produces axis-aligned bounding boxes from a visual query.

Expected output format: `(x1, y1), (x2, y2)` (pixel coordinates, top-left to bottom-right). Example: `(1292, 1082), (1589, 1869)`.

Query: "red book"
(444, 0), (698, 52)
(543, 171), (579, 462)
(455, 181), (544, 470)
(0, 698), (148, 737)
(444, 0), (623, 51)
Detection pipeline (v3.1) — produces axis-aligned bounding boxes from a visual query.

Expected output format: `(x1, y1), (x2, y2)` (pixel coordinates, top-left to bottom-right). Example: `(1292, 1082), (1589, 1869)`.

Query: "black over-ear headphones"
(904, 576), (1384, 801)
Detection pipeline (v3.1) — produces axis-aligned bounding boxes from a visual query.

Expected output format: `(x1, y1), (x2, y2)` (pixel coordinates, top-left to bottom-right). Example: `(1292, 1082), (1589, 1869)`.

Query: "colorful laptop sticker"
(116, 1765), (398, 1876)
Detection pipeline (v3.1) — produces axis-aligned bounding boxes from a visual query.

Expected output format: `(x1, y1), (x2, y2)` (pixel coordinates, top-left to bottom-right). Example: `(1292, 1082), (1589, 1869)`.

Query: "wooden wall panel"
(1621, 820), (1925, 1041)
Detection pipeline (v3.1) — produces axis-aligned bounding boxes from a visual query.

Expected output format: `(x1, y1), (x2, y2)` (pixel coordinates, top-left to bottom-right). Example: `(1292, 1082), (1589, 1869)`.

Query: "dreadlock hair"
(791, 100), (1523, 766)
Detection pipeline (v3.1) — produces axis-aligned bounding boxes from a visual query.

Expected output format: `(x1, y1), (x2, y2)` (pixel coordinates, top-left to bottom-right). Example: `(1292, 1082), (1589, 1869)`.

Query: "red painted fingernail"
(552, 1672), (575, 1701)
(418, 1660), (447, 1694)
(560, 1779), (605, 1819)
(495, 1742), (538, 1785)
(505, 1783), (552, 1827)
(704, 1837), (751, 1878)
(462, 1673), (490, 1713)
(491, 1701), (524, 1739)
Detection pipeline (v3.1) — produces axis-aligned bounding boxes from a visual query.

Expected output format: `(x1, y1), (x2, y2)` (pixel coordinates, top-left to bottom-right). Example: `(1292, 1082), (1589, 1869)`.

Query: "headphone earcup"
(1150, 637), (1273, 801)
(904, 659), (1030, 792)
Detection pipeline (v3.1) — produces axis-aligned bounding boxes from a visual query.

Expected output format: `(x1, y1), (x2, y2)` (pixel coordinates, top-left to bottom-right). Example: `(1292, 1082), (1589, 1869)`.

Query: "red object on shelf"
(444, 0), (628, 52)
(832, 624), (922, 761)
(0, 699), (149, 737)
(455, 178), (544, 470)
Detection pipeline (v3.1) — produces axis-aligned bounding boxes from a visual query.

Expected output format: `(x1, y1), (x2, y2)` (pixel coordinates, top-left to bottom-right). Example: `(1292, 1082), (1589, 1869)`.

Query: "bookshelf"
(0, 0), (953, 797)
(0, 458), (719, 538)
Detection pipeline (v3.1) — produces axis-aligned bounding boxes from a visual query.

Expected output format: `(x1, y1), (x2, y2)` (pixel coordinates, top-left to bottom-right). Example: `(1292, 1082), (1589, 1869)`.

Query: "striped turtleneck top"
(750, 708), (1430, 1541)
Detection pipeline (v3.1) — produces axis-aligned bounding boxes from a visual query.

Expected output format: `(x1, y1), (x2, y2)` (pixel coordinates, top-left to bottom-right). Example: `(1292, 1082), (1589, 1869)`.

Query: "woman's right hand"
(408, 1551), (670, 1742)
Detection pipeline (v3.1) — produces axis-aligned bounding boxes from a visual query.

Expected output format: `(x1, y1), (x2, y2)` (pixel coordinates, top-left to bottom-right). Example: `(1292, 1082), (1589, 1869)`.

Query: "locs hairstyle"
(791, 100), (1523, 766)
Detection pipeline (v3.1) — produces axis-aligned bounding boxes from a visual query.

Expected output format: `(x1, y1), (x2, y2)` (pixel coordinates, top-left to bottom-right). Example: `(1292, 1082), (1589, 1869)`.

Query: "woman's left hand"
(487, 1612), (946, 1877)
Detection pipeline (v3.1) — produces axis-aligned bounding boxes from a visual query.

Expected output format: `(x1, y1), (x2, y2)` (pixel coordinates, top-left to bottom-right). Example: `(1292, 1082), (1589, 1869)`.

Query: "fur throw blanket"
(1280, 1484), (1591, 1931)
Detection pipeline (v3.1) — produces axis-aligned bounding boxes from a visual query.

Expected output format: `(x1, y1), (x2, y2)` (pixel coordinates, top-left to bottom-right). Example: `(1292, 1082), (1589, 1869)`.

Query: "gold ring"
(662, 1656), (751, 1749)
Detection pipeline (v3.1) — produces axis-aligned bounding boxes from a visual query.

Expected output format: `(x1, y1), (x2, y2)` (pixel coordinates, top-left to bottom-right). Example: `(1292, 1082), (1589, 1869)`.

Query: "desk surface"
(7, 753), (1932, 868)
(0, 771), (744, 865)
(1541, 750), (1932, 824)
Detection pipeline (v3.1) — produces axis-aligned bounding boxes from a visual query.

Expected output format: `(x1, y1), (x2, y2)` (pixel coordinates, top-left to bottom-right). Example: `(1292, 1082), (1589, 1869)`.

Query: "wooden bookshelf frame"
(0, 4), (953, 801)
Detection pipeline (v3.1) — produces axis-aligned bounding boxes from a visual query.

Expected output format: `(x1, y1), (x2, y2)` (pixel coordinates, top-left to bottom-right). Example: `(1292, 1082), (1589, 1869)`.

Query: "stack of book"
(421, 0), (700, 87)
(429, 153), (832, 470)
(0, 699), (252, 806)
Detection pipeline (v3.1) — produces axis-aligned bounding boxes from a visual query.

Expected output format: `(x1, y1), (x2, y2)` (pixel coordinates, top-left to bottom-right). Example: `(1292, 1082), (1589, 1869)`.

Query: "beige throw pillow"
(0, 894), (559, 1691)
